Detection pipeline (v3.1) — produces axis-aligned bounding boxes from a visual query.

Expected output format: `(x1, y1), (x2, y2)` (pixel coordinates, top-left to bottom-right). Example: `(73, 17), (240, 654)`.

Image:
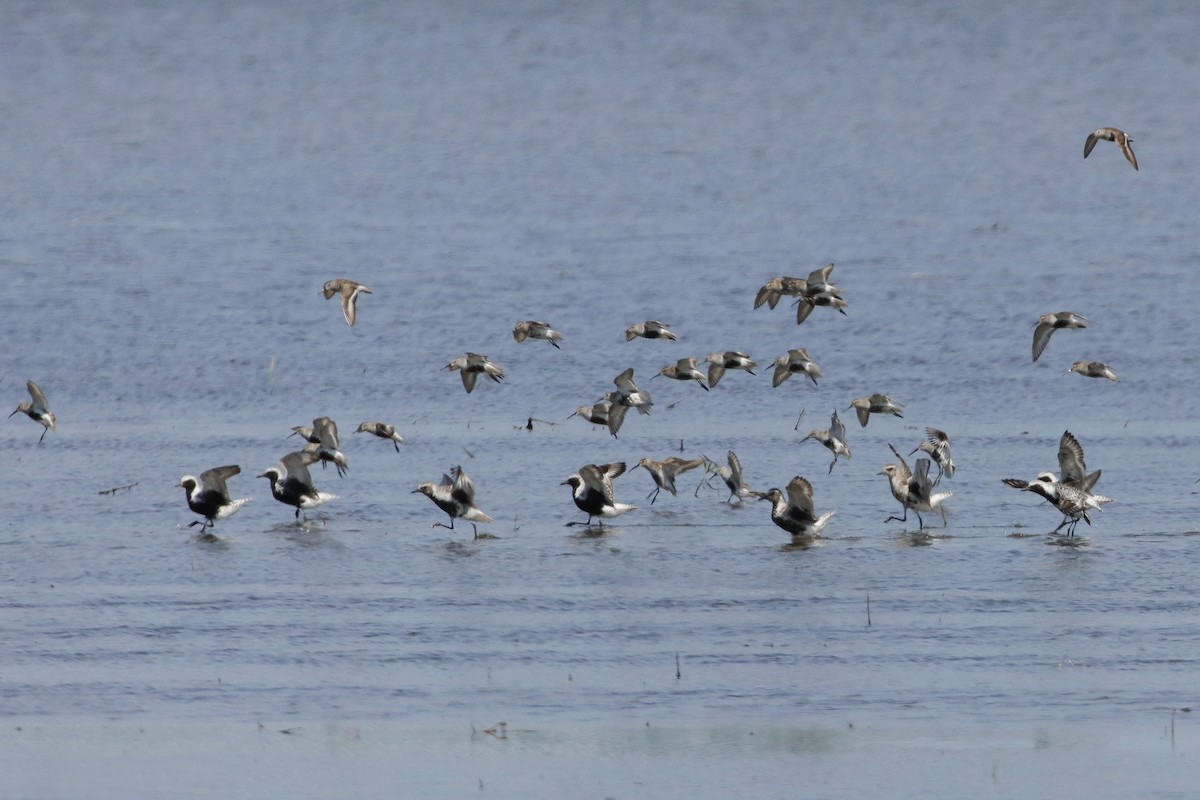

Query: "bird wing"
(807, 263), (835, 286)
(1057, 431), (1087, 485)
(784, 476), (816, 519)
(854, 402), (870, 428)
(1118, 134), (1138, 170)
(199, 465), (240, 496)
(1001, 478), (1030, 490)
(754, 279), (782, 309)
(1031, 320), (1055, 362)
(794, 298), (815, 325)
(925, 427), (949, 446)
(450, 465), (476, 504)
(887, 443), (912, 482)
(1083, 132), (1100, 159)
(613, 368), (637, 392)
(322, 279), (343, 299)
(26, 380), (50, 411)
(280, 450), (319, 488)
(830, 411), (846, 443)
(727, 451), (743, 487)
(341, 290), (359, 326)
(314, 417), (340, 449)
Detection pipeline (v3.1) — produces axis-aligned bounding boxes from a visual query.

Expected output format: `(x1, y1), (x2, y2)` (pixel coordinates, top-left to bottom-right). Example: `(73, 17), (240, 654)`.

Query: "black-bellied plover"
(1001, 430), (1110, 536)
(413, 465), (493, 539)
(444, 353), (505, 393)
(848, 394), (904, 427)
(702, 450), (753, 503)
(1032, 312), (1088, 362)
(322, 278), (372, 327)
(1084, 127), (1138, 170)
(259, 450), (337, 518)
(562, 462), (636, 526)
(772, 349), (822, 387)
(178, 465), (250, 534)
(355, 421), (405, 451)
(309, 416), (348, 476)
(704, 351), (757, 388)
(656, 358), (710, 391)
(754, 276), (808, 310)
(9, 380), (55, 443)
(1067, 361), (1118, 382)
(635, 456), (706, 504)
(801, 410), (851, 474)
(512, 320), (563, 349)
(910, 427), (955, 483)
(625, 320), (677, 341)
(880, 444), (951, 529)
(758, 475), (835, 538)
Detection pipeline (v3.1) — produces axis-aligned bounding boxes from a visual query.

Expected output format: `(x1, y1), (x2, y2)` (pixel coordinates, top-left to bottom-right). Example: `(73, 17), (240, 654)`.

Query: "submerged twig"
(98, 481), (139, 496)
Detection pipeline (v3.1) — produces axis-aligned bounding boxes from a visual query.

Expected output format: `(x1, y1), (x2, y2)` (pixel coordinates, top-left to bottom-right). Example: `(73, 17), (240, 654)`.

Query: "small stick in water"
(675, 651), (681, 679)
(866, 594), (871, 626)
(98, 481), (139, 496)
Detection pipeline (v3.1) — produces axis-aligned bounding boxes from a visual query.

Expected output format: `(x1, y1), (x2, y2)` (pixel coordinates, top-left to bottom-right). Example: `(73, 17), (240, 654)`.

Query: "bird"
(634, 456), (706, 504)
(602, 368), (653, 437)
(1067, 361), (1119, 382)
(512, 320), (563, 348)
(178, 465), (250, 534)
(562, 462), (636, 527)
(758, 475), (836, 538)
(794, 291), (848, 325)
(412, 465), (493, 538)
(9, 380), (55, 443)
(772, 349), (822, 387)
(880, 444), (952, 529)
(848, 394), (904, 427)
(287, 425), (320, 444)
(309, 416), (348, 476)
(704, 351), (757, 388)
(625, 320), (677, 341)
(355, 421), (405, 451)
(1084, 127), (1138, 170)
(702, 450), (753, 503)
(655, 357), (710, 391)
(754, 276), (808, 310)
(801, 410), (852, 474)
(568, 401), (611, 429)
(910, 427), (955, 483)
(1032, 312), (1088, 362)
(444, 353), (505, 393)
(258, 450), (338, 518)
(322, 278), (373, 327)
(1001, 430), (1110, 536)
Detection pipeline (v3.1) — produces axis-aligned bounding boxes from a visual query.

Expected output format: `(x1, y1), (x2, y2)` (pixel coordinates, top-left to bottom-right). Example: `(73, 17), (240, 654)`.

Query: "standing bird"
(801, 410), (852, 474)
(704, 351), (757, 388)
(1084, 127), (1138, 170)
(322, 278), (373, 327)
(413, 465), (493, 538)
(758, 476), (836, 539)
(847, 394), (904, 427)
(772, 349), (822, 387)
(562, 462), (636, 527)
(309, 416), (348, 476)
(1001, 430), (1109, 535)
(444, 353), (505, 393)
(9, 380), (55, 443)
(178, 465), (250, 534)
(910, 427), (955, 483)
(635, 456), (706, 504)
(259, 450), (338, 518)
(512, 320), (563, 349)
(355, 421), (405, 451)
(703, 450), (753, 503)
(656, 357), (710, 391)
(880, 444), (952, 529)
(625, 320), (677, 341)
(1032, 312), (1088, 362)
(1067, 361), (1119, 382)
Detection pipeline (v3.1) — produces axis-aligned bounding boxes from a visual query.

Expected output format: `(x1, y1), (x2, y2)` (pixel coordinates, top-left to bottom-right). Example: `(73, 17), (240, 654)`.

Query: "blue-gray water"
(3, 1), (1200, 797)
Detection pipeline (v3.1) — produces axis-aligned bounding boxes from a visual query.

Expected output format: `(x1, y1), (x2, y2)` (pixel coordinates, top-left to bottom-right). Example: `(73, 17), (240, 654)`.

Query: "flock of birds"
(8, 130), (1138, 544)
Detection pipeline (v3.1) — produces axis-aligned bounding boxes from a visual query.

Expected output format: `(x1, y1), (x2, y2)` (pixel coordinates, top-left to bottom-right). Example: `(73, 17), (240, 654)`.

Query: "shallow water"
(3, 0), (1200, 796)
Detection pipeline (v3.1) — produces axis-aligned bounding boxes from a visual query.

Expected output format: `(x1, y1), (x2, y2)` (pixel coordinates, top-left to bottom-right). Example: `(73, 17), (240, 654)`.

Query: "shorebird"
(9, 380), (55, 443)
(178, 465), (250, 534)
(288, 425), (320, 444)
(880, 444), (951, 529)
(512, 320), (563, 349)
(259, 450), (338, 518)
(413, 465), (493, 538)
(758, 475), (836, 538)
(1067, 361), (1119, 382)
(848, 394), (904, 427)
(603, 368), (653, 437)
(1084, 127), (1138, 170)
(1001, 430), (1110, 535)
(772, 349), (822, 387)
(910, 427), (955, 483)
(754, 276), (808, 310)
(701, 450), (753, 503)
(635, 456), (706, 504)
(308, 416), (348, 476)
(444, 353), (505, 393)
(655, 357), (709, 391)
(794, 291), (848, 325)
(562, 462), (636, 527)
(322, 278), (372, 327)
(704, 351), (757, 388)
(568, 401), (611, 429)
(625, 320), (677, 341)
(355, 421), (405, 451)
(801, 410), (852, 474)
(1032, 312), (1088, 362)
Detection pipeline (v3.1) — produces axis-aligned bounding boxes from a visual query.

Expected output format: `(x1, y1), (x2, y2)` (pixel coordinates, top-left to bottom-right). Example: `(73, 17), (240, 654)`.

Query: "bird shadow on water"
(1045, 534), (1091, 548)
(185, 530), (230, 548)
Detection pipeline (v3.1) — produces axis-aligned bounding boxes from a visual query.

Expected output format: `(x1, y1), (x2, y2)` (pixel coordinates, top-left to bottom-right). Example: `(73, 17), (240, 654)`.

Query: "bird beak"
(7, 408), (18, 418)
(566, 410), (578, 419)
(877, 469), (888, 476)
(908, 447), (919, 456)
(559, 480), (571, 486)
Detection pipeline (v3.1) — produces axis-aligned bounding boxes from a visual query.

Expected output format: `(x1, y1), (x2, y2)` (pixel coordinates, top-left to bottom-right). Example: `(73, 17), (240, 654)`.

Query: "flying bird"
(1084, 127), (1137, 170)
(1032, 312), (1089, 362)
(444, 353), (505, 393)
(512, 320), (563, 348)
(9, 380), (55, 443)
(322, 278), (373, 327)
(355, 421), (406, 451)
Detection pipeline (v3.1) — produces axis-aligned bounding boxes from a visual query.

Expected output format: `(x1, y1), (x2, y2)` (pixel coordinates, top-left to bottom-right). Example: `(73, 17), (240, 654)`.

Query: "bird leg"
(885, 506), (908, 524)
(647, 487), (661, 504)
(39, 428), (48, 444)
